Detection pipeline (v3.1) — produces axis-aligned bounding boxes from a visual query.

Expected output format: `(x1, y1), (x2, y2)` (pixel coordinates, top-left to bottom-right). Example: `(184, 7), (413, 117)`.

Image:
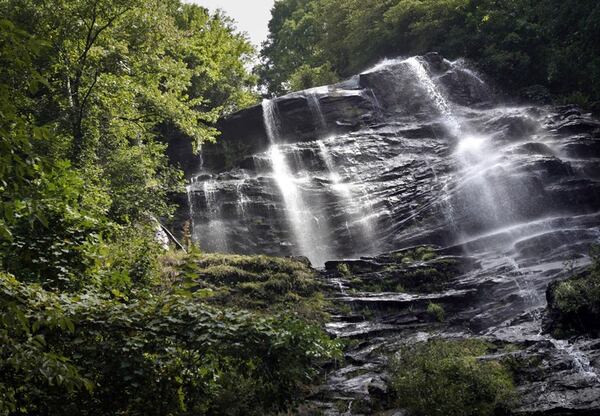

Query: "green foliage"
(337, 262), (351, 277)
(392, 246), (437, 264)
(0, 19), (48, 240)
(165, 253), (330, 323)
(389, 339), (516, 416)
(94, 225), (166, 292)
(288, 63), (340, 92)
(255, 0), (325, 96)
(426, 302), (445, 322)
(397, 266), (452, 292)
(0, 272), (341, 415)
(547, 247), (600, 337)
(174, 5), (258, 114)
(0, 0), (257, 289)
(0, 274), (92, 416)
(0, 0), (257, 224)
(259, 0), (600, 108)
(343, 254), (459, 295)
(0, 21), (114, 290)
(0, 161), (112, 290)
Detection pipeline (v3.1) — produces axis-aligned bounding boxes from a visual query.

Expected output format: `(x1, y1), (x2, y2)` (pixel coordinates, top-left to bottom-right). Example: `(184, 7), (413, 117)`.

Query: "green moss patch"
(166, 251), (330, 323)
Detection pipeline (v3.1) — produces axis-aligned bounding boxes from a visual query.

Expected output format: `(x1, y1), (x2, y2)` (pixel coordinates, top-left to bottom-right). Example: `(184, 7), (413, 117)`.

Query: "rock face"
(183, 54), (600, 265)
(176, 53), (600, 414)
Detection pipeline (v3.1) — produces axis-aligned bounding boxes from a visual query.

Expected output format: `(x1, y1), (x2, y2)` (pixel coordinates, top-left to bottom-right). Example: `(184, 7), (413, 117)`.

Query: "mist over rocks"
(174, 54), (600, 414)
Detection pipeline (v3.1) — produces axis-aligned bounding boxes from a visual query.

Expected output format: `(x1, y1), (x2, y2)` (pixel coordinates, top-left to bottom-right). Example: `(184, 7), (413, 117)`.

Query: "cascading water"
(236, 179), (249, 217)
(405, 57), (461, 136)
(391, 58), (561, 316)
(308, 91), (328, 132)
(183, 53), (600, 412)
(186, 52), (599, 295)
(317, 139), (376, 250)
(262, 98), (282, 144)
(201, 179), (228, 252)
(262, 99), (333, 265)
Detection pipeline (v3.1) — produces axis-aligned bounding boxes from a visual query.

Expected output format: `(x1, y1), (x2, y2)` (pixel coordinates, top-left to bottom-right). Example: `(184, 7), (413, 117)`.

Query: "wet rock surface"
(182, 79), (600, 267)
(175, 55), (600, 414)
(303, 247), (600, 415)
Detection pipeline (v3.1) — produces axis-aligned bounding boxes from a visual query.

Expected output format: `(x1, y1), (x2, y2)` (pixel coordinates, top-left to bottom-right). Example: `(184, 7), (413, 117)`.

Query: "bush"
(426, 302), (445, 322)
(94, 225), (166, 294)
(0, 161), (113, 291)
(0, 273), (342, 416)
(389, 339), (516, 416)
(337, 263), (351, 276)
(546, 247), (600, 337)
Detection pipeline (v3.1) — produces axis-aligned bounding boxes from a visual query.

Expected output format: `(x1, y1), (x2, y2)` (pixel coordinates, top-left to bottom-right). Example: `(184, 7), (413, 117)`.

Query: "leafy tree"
(288, 62), (339, 91)
(1, 0), (257, 223)
(256, 0), (328, 95)
(259, 0), (600, 109)
(0, 18), (112, 290)
(0, 0), (258, 288)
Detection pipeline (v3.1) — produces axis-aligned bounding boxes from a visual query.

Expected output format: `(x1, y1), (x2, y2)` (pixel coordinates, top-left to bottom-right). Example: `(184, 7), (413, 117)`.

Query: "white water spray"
(405, 57), (461, 136)
(262, 99), (332, 265)
(318, 139), (376, 246)
(200, 179), (228, 252)
(308, 92), (327, 131)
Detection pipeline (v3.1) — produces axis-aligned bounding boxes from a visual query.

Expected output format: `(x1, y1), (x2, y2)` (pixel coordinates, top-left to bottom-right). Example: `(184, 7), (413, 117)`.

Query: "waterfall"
(183, 55), (600, 411)
(549, 338), (599, 380)
(188, 54), (600, 301)
(317, 139), (376, 249)
(262, 99), (332, 266)
(186, 150), (206, 239)
(185, 182), (196, 237)
(262, 98), (282, 143)
(236, 179), (249, 217)
(405, 57), (461, 136)
(400, 57), (521, 239)
(202, 179), (228, 252)
(453, 132), (512, 231)
(307, 92), (327, 131)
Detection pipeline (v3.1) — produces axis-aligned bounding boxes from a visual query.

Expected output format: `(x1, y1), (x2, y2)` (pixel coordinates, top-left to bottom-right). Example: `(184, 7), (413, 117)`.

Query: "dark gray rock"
(171, 55), (600, 415)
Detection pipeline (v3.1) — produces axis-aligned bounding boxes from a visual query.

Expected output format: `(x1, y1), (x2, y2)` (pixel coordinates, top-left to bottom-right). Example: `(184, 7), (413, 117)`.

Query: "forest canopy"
(257, 0), (600, 110)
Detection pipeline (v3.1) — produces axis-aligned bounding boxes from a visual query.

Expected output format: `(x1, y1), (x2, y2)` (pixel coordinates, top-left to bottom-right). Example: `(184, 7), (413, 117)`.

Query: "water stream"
(186, 54), (599, 294)
(317, 139), (376, 249)
(184, 54), (600, 412)
(263, 99), (333, 265)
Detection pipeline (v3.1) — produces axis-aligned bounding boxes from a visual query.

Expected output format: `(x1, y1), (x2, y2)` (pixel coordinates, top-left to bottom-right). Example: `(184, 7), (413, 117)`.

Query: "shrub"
(546, 247), (600, 337)
(288, 63), (340, 92)
(93, 225), (166, 294)
(389, 339), (516, 416)
(337, 263), (351, 276)
(426, 302), (445, 322)
(0, 273), (342, 415)
(0, 161), (113, 291)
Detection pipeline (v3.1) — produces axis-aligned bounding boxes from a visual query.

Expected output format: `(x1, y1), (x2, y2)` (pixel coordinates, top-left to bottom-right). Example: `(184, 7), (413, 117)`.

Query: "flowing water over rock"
(180, 53), (600, 414)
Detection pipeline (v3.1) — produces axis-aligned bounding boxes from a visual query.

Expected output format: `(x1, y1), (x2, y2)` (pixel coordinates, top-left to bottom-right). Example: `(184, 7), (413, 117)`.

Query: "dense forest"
(257, 0), (600, 111)
(2, 0), (600, 415)
(0, 1), (340, 414)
